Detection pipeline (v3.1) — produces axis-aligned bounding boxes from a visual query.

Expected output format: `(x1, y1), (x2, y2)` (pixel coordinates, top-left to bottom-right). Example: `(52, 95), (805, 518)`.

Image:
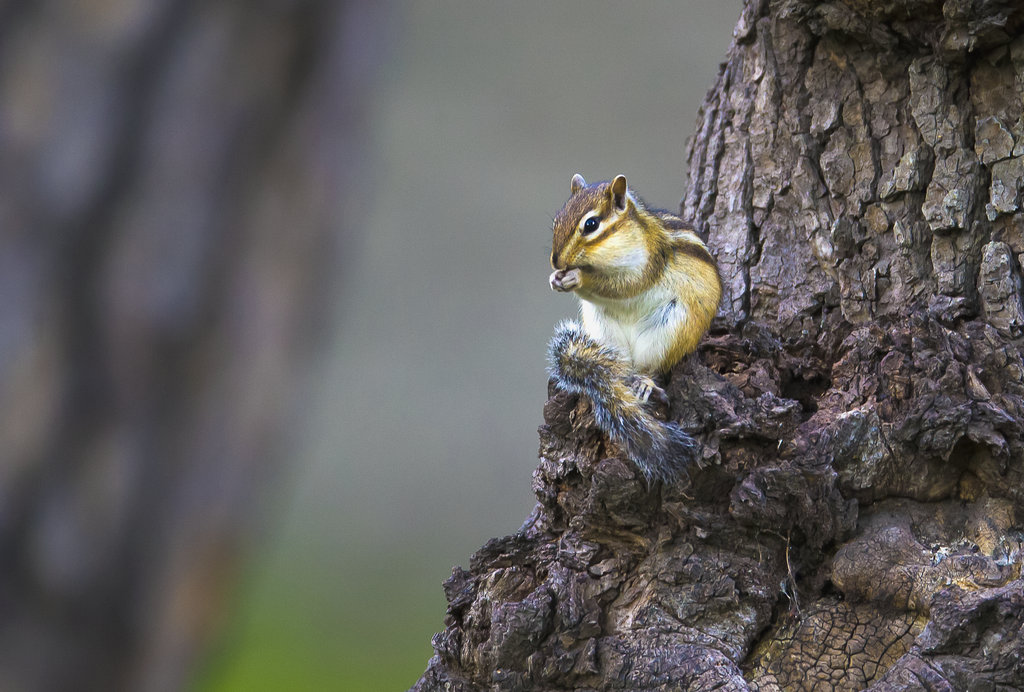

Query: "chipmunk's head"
(550, 174), (649, 287)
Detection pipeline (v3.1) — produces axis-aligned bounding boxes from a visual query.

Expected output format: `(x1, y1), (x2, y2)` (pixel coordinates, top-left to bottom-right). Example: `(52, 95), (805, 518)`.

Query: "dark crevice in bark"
(684, 65), (728, 239)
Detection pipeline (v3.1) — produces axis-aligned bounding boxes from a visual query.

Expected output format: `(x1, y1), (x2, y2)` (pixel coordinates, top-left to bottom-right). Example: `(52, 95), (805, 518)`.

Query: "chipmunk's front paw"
(549, 268), (581, 292)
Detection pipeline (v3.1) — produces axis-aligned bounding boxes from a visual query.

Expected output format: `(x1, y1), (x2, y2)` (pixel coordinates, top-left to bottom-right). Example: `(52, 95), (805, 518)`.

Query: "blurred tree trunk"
(0, 1), (390, 690)
(414, 1), (1024, 690)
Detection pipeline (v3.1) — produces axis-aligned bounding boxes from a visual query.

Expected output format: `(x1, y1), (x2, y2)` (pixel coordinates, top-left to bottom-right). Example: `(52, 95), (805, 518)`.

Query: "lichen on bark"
(413, 1), (1024, 690)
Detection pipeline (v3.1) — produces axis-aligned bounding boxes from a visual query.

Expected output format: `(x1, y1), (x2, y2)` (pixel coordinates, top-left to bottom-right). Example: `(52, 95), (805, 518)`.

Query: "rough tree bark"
(0, 2), (390, 691)
(414, 1), (1024, 690)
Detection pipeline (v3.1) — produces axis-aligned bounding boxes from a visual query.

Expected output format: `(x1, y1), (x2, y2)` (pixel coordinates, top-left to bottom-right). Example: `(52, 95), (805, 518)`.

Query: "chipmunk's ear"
(570, 173), (586, 194)
(611, 175), (628, 210)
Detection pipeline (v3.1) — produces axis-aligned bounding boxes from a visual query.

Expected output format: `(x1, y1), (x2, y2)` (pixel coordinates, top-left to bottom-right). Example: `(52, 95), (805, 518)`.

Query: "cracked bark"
(0, 2), (390, 691)
(414, 1), (1024, 690)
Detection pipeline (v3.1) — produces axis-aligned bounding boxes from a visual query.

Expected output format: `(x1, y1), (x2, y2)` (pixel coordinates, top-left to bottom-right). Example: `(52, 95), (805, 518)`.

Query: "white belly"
(579, 285), (687, 373)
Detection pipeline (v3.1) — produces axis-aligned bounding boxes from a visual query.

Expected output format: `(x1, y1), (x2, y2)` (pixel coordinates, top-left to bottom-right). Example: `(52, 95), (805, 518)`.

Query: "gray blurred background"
(202, 2), (739, 690)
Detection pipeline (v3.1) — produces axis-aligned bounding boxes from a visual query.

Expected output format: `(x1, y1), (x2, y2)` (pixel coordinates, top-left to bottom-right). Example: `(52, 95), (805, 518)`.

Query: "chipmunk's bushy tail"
(547, 320), (697, 484)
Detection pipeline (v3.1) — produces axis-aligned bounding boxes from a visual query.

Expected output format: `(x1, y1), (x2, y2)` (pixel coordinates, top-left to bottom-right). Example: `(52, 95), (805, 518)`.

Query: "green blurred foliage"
(201, 552), (440, 691)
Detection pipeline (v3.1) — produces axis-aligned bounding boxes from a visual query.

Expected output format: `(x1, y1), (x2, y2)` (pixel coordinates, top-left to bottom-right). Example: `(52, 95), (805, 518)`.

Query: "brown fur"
(550, 174), (722, 373)
(551, 181), (615, 269)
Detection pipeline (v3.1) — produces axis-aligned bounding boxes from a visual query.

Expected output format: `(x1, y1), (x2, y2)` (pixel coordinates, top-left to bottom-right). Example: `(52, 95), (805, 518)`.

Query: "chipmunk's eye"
(582, 216), (600, 234)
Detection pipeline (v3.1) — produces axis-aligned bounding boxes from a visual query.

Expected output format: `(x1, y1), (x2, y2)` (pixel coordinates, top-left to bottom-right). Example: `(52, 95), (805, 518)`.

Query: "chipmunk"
(546, 173), (721, 484)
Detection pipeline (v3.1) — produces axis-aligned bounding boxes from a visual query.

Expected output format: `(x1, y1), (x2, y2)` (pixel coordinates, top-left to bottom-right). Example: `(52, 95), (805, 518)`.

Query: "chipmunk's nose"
(550, 250), (560, 269)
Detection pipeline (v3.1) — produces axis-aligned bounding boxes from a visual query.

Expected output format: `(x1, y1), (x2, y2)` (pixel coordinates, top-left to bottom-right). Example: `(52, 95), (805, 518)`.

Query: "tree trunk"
(413, 1), (1024, 690)
(0, 2), (390, 690)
